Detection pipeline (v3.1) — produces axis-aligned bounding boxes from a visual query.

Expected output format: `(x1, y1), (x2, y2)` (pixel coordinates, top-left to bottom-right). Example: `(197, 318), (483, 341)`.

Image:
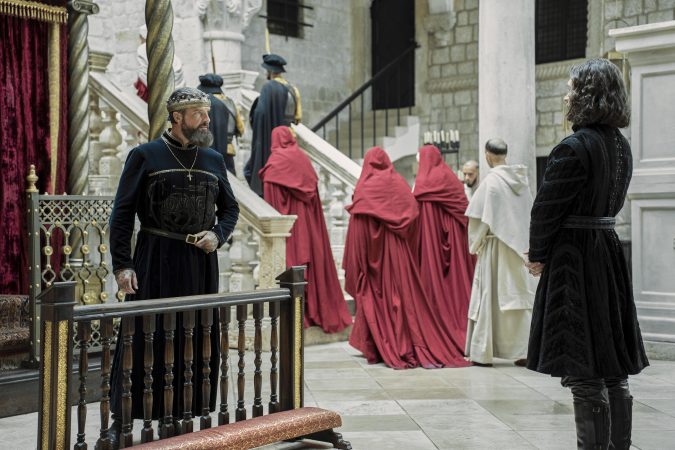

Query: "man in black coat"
(244, 53), (302, 196)
(197, 73), (245, 175)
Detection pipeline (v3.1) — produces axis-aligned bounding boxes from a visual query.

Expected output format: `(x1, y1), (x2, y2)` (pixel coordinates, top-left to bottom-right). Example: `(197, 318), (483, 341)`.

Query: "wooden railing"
(37, 267), (307, 449)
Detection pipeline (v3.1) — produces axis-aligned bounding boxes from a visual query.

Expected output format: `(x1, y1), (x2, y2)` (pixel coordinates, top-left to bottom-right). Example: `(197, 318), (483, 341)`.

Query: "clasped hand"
(193, 230), (219, 254)
(524, 252), (545, 277)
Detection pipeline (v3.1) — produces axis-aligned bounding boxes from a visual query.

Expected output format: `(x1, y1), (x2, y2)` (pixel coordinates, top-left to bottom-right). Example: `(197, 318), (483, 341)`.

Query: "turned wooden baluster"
(160, 313), (176, 439)
(200, 309), (213, 430)
(218, 306), (231, 425)
(121, 318), (135, 448)
(268, 301), (280, 414)
(97, 318), (114, 450)
(181, 311), (195, 434)
(235, 304), (247, 421)
(75, 321), (91, 449)
(253, 303), (264, 417)
(141, 315), (155, 443)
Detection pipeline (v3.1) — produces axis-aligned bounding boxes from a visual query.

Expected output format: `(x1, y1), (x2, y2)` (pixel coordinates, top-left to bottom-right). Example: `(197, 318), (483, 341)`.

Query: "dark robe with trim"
(259, 126), (352, 333)
(527, 125), (648, 378)
(109, 131), (239, 419)
(245, 79), (295, 196)
(343, 147), (469, 369)
(414, 145), (474, 367)
(204, 93), (236, 175)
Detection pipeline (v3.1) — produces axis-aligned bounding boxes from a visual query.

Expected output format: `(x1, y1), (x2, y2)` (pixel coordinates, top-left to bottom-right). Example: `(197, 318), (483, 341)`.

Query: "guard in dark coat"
(527, 59), (648, 450)
(244, 53), (302, 196)
(197, 73), (245, 175)
(107, 87), (239, 447)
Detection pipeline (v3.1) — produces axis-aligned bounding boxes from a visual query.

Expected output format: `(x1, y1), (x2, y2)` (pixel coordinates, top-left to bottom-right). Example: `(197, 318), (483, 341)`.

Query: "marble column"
(611, 21), (675, 360)
(198, 0), (261, 97)
(478, 0), (536, 195)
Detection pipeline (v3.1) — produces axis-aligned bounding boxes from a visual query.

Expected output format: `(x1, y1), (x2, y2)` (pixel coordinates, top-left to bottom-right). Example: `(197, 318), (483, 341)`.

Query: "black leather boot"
(609, 396), (632, 450)
(107, 414), (122, 450)
(573, 400), (610, 450)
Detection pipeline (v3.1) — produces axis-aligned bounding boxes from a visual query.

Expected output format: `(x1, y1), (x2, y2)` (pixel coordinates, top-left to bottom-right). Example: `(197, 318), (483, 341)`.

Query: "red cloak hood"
(258, 126), (318, 201)
(346, 147), (418, 234)
(413, 145), (468, 224)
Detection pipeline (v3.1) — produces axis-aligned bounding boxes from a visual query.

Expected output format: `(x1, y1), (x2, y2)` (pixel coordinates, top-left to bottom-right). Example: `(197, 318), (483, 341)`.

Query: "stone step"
(305, 297), (354, 347)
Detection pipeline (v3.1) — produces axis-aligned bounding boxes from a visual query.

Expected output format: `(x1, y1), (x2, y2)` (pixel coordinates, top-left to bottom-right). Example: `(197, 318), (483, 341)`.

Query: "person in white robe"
(465, 138), (537, 366)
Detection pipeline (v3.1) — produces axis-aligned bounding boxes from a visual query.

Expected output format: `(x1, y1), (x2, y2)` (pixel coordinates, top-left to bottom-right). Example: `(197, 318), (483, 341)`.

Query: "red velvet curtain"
(0, 6), (68, 295)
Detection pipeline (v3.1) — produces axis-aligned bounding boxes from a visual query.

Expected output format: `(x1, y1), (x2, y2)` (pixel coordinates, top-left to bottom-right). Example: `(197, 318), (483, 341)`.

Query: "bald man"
(462, 160), (479, 200)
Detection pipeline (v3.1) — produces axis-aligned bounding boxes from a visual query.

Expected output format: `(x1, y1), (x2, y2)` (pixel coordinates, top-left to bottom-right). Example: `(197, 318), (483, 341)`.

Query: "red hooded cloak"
(343, 147), (466, 368)
(414, 145), (475, 366)
(259, 126), (352, 333)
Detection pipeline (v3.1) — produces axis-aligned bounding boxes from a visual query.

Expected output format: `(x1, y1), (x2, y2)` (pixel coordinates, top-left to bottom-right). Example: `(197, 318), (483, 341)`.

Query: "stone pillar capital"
(68, 0), (99, 15)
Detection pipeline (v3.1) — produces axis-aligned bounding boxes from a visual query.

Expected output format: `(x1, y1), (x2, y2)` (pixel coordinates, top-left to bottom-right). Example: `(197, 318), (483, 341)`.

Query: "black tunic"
(244, 79), (295, 196)
(527, 125), (648, 378)
(109, 132), (239, 419)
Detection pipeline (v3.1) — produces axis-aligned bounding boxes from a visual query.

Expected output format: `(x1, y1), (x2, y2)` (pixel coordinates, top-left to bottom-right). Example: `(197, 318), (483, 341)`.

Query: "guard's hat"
(261, 54), (287, 73)
(197, 74), (224, 95)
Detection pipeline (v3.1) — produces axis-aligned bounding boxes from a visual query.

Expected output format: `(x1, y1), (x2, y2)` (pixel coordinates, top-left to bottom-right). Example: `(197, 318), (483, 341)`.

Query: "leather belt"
(141, 226), (199, 244)
(560, 215), (616, 230)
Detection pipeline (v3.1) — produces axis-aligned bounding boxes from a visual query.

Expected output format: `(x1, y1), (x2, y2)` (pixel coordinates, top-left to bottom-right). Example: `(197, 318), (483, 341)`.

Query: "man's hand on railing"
(115, 269), (138, 294)
(194, 230), (219, 254)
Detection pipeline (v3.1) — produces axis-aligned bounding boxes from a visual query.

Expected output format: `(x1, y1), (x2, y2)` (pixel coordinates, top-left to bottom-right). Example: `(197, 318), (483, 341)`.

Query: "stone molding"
(426, 75), (477, 93)
(535, 58), (586, 81)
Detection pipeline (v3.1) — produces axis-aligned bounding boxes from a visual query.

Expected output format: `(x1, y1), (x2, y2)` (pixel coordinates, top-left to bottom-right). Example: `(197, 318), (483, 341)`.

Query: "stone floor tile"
(314, 400), (405, 416)
(426, 428), (536, 449)
(304, 377), (380, 390)
(338, 414), (421, 432)
(397, 398), (488, 416)
(632, 430), (675, 450)
(495, 413), (575, 431)
(374, 375), (447, 390)
(630, 385), (675, 399)
(632, 411), (675, 430)
(304, 368), (368, 380)
(518, 430), (578, 449)
(308, 388), (390, 402)
(457, 385), (550, 400)
(385, 387), (468, 400)
(339, 430), (438, 450)
(476, 399), (573, 416)
(304, 360), (363, 370)
(636, 399), (675, 417)
(412, 412), (512, 431)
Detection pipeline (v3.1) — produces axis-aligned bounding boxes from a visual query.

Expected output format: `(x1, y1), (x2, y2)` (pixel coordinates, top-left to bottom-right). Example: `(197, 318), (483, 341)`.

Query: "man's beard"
(464, 178), (475, 188)
(183, 123), (213, 148)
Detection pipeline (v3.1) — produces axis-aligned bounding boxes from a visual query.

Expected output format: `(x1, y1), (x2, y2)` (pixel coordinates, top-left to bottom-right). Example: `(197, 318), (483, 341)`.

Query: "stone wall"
(417, 0), (479, 166)
(241, 0), (357, 126)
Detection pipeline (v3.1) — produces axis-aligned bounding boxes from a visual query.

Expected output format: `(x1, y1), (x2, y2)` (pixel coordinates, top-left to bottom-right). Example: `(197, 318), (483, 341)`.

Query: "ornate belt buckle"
(185, 234), (198, 244)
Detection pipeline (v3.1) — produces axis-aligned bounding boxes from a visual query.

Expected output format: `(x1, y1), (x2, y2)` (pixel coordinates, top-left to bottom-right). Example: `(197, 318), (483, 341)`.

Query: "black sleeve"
(528, 144), (588, 263)
(211, 156), (239, 247)
(110, 149), (145, 273)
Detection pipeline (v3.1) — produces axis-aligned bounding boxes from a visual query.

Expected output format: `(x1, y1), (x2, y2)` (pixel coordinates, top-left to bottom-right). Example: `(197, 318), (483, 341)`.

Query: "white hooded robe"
(464, 164), (537, 364)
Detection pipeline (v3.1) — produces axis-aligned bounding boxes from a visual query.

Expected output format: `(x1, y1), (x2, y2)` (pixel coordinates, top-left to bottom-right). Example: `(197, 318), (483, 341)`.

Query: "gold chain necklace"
(161, 135), (198, 181)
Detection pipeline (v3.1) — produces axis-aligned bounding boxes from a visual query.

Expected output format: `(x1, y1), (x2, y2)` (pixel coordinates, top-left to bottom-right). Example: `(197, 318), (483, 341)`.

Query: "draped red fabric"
(414, 145), (475, 365)
(0, 10), (68, 295)
(259, 127), (352, 333)
(344, 147), (468, 368)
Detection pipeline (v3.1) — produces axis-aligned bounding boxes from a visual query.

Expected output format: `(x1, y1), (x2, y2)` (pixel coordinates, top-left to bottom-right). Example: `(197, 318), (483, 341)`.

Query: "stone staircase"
(324, 109), (421, 163)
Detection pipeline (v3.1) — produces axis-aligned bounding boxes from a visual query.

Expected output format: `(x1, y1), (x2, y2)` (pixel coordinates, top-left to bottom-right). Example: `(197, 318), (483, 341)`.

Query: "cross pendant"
(187, 173), (193, 181)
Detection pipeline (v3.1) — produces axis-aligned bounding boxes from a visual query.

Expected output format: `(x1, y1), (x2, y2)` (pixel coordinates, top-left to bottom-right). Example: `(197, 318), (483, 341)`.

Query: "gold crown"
(166, 87), (211, 112)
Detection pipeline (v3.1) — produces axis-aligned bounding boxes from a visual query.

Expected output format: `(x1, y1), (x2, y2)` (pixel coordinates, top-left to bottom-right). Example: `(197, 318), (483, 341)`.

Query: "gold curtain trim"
(0, 0), (67, 24)
(48, 22), (60, 194)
